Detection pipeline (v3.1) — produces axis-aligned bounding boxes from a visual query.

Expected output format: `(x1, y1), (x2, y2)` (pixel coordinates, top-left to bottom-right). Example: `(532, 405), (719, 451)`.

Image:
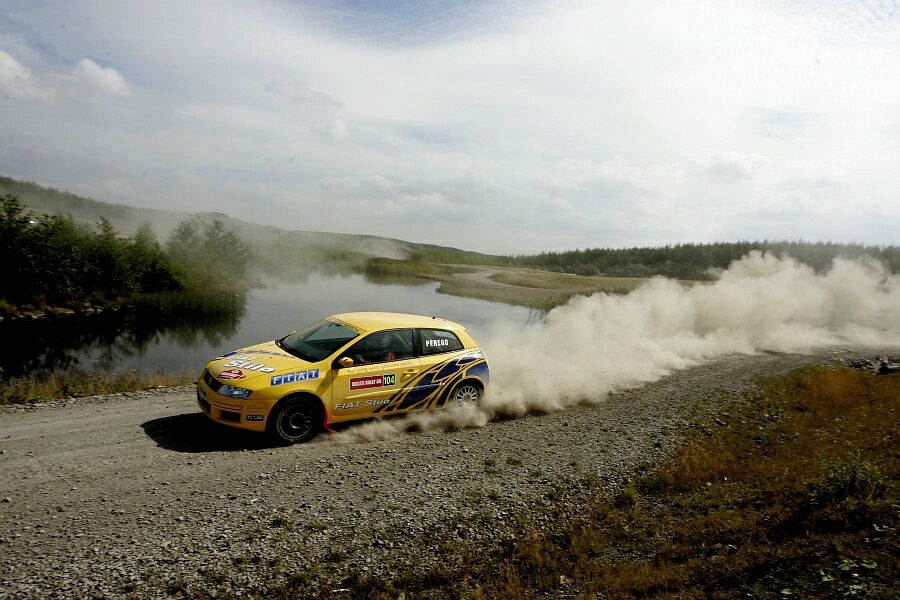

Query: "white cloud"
(330, 118), (347, 141)
(0, 50), (29, 84)
(0, 50), (43, 100)
(0, 0), (898, 251)
(74, 58), (131, 97)
(266, 79), (341, 107)
(698, 151), (769, 182)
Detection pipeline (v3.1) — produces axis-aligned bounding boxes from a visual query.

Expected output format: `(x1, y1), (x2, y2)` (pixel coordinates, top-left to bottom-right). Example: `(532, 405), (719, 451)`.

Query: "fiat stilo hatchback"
(197, 312), (489, 443)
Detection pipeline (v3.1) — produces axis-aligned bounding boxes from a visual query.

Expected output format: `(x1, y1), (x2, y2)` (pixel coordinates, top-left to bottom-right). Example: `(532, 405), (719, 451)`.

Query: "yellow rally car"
(197, 312), (490, 443)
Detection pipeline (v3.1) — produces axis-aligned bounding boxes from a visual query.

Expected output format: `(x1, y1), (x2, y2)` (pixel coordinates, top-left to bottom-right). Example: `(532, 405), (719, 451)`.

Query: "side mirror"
(338, 356), (354, 368)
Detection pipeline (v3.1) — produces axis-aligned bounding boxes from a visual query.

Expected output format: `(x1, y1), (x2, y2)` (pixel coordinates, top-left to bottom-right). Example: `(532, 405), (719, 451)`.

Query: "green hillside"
(0, 176), (496, 276)
(4, 175), (896, 281)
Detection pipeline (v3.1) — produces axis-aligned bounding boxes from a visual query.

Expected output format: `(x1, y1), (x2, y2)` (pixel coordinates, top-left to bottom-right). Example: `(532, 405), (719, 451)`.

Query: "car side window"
(419, 329), (464, 355)
(345, 329), (415, 365)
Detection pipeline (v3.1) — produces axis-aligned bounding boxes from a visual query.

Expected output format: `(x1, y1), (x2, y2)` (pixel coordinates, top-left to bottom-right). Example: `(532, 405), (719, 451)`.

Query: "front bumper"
(197, 374), (269, 432)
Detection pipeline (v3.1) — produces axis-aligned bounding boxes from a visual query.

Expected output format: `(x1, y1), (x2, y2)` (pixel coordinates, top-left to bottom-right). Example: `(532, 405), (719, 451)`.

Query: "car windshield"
(279, 320), (359, 362)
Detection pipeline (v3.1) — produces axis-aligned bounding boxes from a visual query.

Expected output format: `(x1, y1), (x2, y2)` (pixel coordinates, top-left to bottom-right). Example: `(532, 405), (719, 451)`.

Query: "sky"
(1, 0), (899, 254)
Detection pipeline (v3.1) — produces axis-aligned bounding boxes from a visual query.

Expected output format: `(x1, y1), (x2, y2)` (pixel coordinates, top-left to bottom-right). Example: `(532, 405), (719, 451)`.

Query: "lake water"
(0, 273), (531, 379)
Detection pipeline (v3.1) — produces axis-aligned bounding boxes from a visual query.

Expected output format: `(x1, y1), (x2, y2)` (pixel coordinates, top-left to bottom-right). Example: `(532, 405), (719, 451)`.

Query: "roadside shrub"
(812, 448), (886, 506)
(0, 369), (194, 404)
(309, 367), (898, 600)
(0, 299), (15, 318)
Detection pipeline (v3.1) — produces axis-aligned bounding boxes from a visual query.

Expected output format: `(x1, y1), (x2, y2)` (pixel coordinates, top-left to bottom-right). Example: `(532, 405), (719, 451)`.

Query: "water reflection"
(0, 273), (530, 379)
(0, 293), (246, 379)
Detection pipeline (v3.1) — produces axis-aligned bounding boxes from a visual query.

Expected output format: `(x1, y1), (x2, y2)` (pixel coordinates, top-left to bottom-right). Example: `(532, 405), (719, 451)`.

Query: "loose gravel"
(0, 348), (887, 599)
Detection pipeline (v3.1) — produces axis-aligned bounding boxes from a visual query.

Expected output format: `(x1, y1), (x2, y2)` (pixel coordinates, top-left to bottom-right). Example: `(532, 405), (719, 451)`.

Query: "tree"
(129, 223), (183, 291)
(166, 217), (251, 289)
(31, 214), (87, 302)
(0, 194), (34, 302)
(81, 218), (135, 297)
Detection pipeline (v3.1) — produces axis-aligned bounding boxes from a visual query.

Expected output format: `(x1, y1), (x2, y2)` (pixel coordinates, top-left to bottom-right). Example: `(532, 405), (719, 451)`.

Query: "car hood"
(208, 341), (313, 382)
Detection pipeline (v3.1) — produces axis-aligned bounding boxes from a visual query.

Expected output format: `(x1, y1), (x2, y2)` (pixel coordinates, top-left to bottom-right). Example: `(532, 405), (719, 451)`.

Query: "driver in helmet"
(358, 334), (397, 364)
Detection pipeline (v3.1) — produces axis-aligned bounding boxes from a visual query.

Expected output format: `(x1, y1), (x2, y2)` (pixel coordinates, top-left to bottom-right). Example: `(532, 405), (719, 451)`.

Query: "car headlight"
(218, 385), (252, 399)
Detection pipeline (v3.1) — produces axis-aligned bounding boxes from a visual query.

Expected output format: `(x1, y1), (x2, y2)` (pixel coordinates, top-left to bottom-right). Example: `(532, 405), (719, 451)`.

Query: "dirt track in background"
(431, 264), (654, 308)
(0, 348), (880, 599)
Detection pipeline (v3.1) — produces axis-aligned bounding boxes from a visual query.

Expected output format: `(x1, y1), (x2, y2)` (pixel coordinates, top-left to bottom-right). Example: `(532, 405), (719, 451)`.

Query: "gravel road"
(0, 348), (876, 599)
(445, 265), (539, 290)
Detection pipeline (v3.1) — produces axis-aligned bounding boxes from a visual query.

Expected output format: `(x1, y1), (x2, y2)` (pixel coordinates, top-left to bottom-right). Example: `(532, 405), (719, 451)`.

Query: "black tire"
(449, 380), (483, 408)
(266, 396), (323, 444)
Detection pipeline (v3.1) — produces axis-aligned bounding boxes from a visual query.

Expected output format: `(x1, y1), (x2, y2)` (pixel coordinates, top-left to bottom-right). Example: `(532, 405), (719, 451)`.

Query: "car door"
(411, 328), (469, 409)
(329, 329), (420, 420)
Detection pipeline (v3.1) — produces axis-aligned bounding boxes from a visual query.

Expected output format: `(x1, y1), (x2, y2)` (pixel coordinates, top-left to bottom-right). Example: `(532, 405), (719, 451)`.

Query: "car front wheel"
(267, 396), (322, 444)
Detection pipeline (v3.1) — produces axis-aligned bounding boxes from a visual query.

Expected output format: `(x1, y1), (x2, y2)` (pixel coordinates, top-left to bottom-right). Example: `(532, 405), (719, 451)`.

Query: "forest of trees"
(0, 194), (250, 307)
(508, 241), (900, 279)
(4, 186), (898, 308)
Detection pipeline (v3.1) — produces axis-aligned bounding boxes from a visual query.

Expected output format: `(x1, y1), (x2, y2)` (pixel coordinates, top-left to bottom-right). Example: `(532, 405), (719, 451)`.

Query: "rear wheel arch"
(466, 377), (485, 393)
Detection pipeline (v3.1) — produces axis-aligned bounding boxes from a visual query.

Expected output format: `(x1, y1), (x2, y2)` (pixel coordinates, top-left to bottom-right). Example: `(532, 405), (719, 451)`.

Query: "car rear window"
(420, 329), (464, 355)
(280, 320), (358, 362)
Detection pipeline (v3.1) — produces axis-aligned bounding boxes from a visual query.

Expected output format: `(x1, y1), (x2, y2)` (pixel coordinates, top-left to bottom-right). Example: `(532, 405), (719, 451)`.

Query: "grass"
(134, 290), (247, 315)
(427, 263), (662, 311)
(436, 278), (572, 311)
(0, 369), (195, 405)
(489, 269), (650, 295)
(407, 248), (510, 267)
(268, 516), (295, 530)
(0, 290), (247, 319)
(362, 258), (463, 278)
(306, 520), (328, 532)
(319, 366), (898, 599)
(363, 259), (668, 311)
(0, 298), (16, 318)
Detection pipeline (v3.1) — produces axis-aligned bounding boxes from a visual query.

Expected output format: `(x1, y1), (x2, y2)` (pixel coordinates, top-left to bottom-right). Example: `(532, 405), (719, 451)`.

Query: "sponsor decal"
(246, 414), (264, 421)
(349, 373), (396, 390)
(334, 398), (392, 410)
(222, 355), (276, 374)
(425, 338), (450, 348)
(346, 360), (415, 374)
(372, 352), (489, 415)
(270, 369), (320, 387)
(218, 368), (245, 380)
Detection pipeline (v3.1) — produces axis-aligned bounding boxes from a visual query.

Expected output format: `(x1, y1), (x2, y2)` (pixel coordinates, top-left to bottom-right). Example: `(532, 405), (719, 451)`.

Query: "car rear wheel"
(267, 396), (322, 444)
(450, 380), (482, 407)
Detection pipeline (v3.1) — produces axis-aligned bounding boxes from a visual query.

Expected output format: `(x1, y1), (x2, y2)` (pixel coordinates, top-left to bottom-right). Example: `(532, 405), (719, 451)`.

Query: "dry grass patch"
(320, 366), (898, 599)
(489, 268), (650, 294)
(363, 258), (464, 278)
(1, 369), (195, 404)
(435, 279), (571, 311)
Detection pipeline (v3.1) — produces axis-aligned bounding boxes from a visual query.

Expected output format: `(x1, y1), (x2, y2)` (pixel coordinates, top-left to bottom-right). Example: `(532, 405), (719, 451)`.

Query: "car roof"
(328, 312), (466, 334)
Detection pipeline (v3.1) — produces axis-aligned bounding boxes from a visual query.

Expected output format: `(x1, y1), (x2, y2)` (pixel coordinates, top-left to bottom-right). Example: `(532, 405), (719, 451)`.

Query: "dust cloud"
(325, 404), (488, 444)
(332, 252), (900, 443)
